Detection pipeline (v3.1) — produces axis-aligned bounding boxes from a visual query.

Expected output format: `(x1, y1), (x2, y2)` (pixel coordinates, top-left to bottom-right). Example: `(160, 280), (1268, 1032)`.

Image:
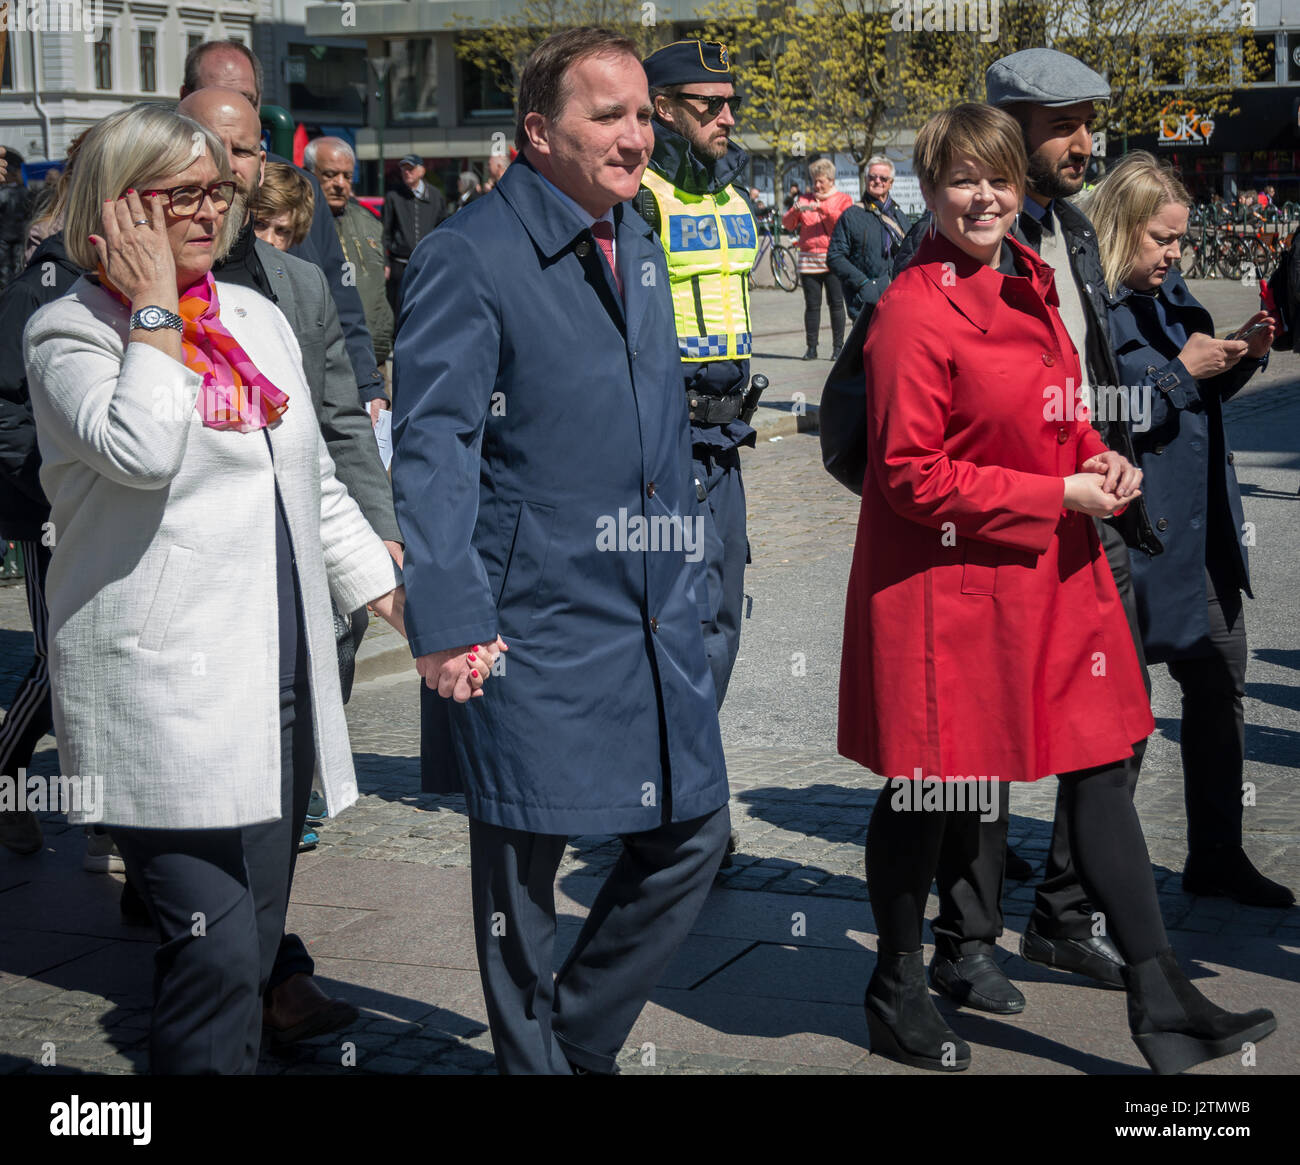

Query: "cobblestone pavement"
(2, 281), (1298, 1077)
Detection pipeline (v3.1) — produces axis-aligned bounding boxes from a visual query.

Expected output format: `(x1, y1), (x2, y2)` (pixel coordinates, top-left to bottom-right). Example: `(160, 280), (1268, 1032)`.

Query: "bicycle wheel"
(772, 245), (800, 292)
(1217, 237), (1248, 280)
(1179, 235), (1200, 279)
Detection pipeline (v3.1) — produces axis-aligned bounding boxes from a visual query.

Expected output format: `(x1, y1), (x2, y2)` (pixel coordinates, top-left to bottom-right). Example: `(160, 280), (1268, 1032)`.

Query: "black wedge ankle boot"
(864, 950), (971, 1072)
(1123, 948), (1277, 1075)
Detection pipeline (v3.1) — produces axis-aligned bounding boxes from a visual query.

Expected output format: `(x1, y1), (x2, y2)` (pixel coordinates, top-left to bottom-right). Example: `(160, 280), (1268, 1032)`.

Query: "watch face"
(138, 306), (165, 328)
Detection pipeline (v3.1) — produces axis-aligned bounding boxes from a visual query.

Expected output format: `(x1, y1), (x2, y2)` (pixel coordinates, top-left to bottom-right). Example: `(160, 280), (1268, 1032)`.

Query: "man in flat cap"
(893, 47), (1164, 1016)
(636, 39), (760, 738)
(383, 154), (448, 316)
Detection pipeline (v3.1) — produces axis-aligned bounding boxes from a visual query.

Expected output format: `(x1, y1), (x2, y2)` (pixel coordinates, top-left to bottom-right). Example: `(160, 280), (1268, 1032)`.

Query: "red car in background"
(356, 195), (383, 219)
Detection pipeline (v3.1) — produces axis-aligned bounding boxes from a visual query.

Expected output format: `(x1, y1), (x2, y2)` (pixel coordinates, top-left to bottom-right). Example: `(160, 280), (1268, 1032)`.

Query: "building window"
(1249, 34), (1277, 84)
(139, 29), (156, 92)
(94, 29), (112, 90)
(461, 54), (513, 120)
(187, 33), (204, 54)
(388, 37), (437, 124)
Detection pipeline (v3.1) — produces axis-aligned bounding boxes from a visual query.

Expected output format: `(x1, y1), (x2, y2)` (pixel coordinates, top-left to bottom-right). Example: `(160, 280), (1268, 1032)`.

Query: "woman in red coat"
(841, 104), (1276, 1075)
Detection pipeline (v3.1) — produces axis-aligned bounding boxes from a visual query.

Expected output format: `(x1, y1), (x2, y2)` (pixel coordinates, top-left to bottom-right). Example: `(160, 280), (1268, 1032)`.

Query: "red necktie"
(591, 220), (622, 298)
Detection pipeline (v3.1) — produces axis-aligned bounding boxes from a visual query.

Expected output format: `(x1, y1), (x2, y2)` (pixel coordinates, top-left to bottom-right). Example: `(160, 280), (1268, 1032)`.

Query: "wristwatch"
(129, 305), (183, 333)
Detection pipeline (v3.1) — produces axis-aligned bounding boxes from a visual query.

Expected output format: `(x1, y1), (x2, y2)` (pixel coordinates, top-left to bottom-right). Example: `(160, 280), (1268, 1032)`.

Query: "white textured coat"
(23, 278), (400, 829)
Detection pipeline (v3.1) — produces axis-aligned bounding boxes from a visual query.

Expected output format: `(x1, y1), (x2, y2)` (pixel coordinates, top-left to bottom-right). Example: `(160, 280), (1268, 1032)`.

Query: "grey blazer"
(248, 239), (400, 543)
(24, 278), (402, 830)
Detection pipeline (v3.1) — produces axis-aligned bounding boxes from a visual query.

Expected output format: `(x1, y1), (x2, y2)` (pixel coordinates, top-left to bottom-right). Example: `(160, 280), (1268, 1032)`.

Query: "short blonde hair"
(913, 103), (1026, 206)
(249, 162), (314, 246)
(1081, 151), (1191, 294)
(63, 103), (233, 271)
(808, 157), (836, 184)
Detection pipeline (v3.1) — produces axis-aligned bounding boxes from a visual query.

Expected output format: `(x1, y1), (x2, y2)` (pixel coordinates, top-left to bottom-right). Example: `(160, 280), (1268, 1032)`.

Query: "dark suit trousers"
(112, 682), (315, 1074)
(934, 520), (1150, 954)
(1168, 567), (1247, 855)
(469, 804), (730, 1074)
(386, 258), (409, 318)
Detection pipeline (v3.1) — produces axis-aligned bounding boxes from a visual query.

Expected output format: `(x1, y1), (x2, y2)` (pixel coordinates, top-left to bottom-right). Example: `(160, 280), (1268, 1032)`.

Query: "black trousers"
(936, 519), (1150, 951)
(112, 682), (316, 1074)
(868, 762), (1167, 967)
(1167, 567), (1247, 855)
(799, 270), (845, 349)
(386, 257), (409, 317)
(0, 541), (53, 781)
(468, 804), (730, 1074)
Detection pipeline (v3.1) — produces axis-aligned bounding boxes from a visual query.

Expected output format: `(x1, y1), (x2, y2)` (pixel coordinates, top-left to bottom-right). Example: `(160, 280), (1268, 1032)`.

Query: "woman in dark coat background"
(1088, 152), (1293, 909)
(841, 104), (1276, 1076)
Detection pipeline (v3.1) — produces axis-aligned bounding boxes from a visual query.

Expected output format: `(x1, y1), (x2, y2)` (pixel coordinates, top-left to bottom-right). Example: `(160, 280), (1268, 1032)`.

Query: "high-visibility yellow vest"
(640, 168), (757, 363)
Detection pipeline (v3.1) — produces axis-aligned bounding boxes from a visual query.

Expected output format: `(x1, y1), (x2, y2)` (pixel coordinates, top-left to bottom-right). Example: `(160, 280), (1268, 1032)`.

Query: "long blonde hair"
(1080, 151), (1191, 294)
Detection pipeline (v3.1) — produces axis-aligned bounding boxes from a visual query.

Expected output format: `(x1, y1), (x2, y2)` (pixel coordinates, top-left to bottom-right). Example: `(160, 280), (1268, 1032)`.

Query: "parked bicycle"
(751, 212), (800, 292)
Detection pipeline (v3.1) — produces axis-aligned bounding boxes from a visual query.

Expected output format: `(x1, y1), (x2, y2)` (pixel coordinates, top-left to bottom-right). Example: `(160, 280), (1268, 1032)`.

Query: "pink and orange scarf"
(99, 269), (289, 432)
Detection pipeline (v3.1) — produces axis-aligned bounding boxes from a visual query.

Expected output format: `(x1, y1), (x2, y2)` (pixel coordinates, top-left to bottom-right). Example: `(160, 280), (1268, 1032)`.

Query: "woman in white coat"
(23, 104), (408, 1074)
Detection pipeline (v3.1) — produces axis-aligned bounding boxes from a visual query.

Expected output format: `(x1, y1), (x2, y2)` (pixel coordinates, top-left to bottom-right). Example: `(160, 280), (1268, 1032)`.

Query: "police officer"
(638, 39), (759, 712)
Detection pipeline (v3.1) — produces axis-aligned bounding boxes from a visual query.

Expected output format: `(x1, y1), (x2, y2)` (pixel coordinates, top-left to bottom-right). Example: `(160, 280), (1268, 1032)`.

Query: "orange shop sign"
(1158, 101), (1215, 147)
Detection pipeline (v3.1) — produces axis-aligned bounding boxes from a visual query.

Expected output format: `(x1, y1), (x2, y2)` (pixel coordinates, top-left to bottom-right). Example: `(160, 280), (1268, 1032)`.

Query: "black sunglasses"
(675, 92), (743, 119)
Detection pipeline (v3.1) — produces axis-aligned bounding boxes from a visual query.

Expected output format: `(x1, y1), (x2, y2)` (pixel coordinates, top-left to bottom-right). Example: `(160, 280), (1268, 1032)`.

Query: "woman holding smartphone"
(1085, 152), (1293, 908)
(839, 104), (1276, 1074)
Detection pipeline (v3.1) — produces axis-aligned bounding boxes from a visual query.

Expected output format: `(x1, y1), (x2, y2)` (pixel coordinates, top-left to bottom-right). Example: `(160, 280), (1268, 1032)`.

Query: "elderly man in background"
(484, 152), (508, 191)
(454, 169), (484, 211)
(383, 154), (448, 316)
(306, 136), (393, 368)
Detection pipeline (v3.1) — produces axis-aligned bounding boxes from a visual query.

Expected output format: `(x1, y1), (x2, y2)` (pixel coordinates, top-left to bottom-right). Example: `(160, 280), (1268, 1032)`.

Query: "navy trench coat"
(390, 157), (728, 835)
(1106, 269), (1263, 662)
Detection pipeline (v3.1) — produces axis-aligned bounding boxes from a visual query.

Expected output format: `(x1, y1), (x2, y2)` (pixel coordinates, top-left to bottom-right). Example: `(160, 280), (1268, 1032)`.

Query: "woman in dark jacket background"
(1087, 151), (1293, 909)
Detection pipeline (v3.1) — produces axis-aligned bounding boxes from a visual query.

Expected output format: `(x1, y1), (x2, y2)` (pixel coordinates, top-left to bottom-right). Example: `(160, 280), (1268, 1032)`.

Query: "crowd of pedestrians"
(0, 31), (1292, 1078)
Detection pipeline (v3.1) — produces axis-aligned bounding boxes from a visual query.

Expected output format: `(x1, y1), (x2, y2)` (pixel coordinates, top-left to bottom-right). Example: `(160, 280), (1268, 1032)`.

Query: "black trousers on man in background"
(468, 804), (730, 1075)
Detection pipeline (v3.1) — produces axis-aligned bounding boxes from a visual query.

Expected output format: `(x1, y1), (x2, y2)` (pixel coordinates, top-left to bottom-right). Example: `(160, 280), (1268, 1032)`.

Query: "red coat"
(837, 232), (1153, 782)
(783, 190), (853, 256)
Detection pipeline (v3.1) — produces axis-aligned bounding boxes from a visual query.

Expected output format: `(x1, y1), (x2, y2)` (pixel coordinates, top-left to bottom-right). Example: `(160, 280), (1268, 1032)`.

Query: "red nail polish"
(471, 670), (478, 678)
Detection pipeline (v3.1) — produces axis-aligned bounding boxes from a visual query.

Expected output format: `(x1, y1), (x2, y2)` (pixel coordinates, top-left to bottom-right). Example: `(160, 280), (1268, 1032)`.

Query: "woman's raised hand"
(89, 190), (177, 307)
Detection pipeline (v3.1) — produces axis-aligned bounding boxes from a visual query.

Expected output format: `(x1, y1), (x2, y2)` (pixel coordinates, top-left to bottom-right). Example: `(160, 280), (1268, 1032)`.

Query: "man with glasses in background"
(827, 155), (912, 320)
(636, 42), (760, 793)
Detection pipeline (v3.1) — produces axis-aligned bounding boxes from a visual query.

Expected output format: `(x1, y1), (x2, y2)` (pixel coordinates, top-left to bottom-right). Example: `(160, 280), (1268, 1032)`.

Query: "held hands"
(88, 190), (178, 307)
(1228, 310), (1276, 360)
(416, 636), (509, 703)
(1064, 452), (1143, 519)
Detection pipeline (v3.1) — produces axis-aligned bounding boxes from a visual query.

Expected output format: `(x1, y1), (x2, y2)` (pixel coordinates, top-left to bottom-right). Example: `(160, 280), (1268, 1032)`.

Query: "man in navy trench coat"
(390, 28), (731, 1074)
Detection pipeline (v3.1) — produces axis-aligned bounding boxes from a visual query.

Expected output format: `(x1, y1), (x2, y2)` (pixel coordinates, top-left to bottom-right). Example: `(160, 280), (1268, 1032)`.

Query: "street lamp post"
(370, 56), (392, 190)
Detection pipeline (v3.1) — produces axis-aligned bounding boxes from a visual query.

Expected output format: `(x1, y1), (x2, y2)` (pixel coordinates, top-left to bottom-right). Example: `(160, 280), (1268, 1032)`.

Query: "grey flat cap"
(986, 48), (1110, 108)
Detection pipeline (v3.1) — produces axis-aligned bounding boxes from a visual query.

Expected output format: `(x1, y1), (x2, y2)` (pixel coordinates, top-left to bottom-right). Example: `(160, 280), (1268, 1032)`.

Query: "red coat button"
(1042, 352), (1055, 366)
(1057, 427), (1068, 444)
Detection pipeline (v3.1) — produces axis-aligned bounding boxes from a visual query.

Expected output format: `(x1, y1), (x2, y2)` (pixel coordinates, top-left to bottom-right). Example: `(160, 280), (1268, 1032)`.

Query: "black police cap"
(643, 40), (733, 88)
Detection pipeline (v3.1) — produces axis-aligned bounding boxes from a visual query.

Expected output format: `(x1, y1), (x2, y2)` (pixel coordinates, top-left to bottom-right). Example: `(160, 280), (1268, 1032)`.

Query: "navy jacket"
(1106, 269), (1262, 662)
(827, 197), (911, 318)
(391, 156), (728, 834)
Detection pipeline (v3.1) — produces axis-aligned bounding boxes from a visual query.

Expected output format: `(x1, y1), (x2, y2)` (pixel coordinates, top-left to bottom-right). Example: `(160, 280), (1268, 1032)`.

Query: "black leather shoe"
(865, 950), (971, 1071)
(929, 952), (1025, 1014)
(830, 344), (844, 360)
(1005, 845), (1034, 881)
(1020, 924), (1125, 988)
(801, 345), (818, 360)
(1182, 846), (1295, 908)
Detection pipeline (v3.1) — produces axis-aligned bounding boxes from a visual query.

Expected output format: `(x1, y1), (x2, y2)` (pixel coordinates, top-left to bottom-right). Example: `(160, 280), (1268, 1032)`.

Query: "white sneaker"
(84, 827), (125, 873)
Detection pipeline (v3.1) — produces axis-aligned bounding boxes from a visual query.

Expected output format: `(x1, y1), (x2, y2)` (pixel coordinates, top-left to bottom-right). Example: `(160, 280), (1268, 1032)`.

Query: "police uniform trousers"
(0, 541), (54, 786)
(469, 802), (731, 1074)
(934, 519), (1149, 956)
(110, 486), (315, 1074)
(693, 428), (750, 709)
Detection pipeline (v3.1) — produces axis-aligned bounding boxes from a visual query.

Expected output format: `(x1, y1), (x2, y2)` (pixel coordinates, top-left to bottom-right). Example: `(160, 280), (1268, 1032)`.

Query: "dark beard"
(1027, 152), (1085, 202)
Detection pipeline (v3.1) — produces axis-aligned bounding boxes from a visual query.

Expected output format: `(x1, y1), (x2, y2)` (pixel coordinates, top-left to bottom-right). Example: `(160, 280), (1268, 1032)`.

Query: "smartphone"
(1227, 319), (1271, 341)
